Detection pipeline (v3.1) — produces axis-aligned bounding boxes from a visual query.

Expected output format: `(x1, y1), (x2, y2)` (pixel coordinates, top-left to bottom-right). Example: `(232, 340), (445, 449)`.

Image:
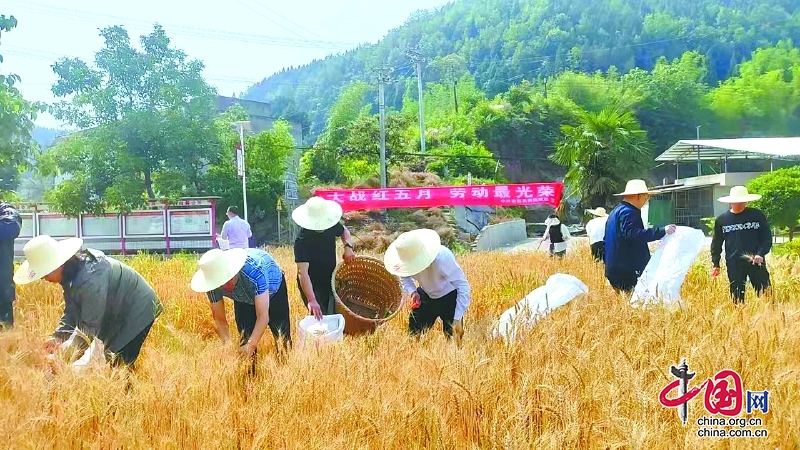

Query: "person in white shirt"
(584, 207), (608, 262)
(219, 206), (252, 249)
(540, 214), (571, 258)
(383, 229), (470, 345)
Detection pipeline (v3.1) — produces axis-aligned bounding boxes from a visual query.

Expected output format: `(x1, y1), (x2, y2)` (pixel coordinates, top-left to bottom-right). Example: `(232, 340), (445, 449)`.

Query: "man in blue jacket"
(604, 180), (675, 293)
(1, 202), (23, 329)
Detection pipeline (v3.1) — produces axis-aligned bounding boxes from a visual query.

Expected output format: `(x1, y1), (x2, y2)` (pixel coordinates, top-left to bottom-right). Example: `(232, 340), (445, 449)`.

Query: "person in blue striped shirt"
(190, 248), (291, 370)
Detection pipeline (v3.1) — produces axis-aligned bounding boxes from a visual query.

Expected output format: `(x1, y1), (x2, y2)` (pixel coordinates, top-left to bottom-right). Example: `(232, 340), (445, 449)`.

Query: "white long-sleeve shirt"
(400, 246), (471, 320)
(585, 216), (608, 245)
(220, 215), (252, 249)
(541, 218), (571, 253)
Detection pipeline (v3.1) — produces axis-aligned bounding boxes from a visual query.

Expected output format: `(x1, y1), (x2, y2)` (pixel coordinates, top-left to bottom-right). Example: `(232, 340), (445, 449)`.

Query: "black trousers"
(408, 288), (458, 338)
(606, 272), (638, 294)
(0, 298), (12, 329)
(297, 270), (336, 315)
(590, 241), (605, 262)
(233, 274), (292, 350)
(108, 320), (154, 370)
(727, 263), (771, 304)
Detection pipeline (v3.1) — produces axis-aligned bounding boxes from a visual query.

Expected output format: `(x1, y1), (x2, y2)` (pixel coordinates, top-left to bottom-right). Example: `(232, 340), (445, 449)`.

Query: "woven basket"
(332, 256), (404, 335)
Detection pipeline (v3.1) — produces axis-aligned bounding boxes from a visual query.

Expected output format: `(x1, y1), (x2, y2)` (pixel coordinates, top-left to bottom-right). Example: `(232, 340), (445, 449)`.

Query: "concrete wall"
(473, 219), (528, 251)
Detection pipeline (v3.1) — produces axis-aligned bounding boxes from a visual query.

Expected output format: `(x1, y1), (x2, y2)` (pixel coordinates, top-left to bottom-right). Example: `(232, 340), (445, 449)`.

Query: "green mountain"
(243, 0), (800, 141)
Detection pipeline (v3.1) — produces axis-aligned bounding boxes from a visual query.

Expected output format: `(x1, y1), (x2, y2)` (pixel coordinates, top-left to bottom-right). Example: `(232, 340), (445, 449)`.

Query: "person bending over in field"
(291, 196), (355, 320)
(190, 248), (291, 372)
(14, 235), (162, 370)
(383, 229), (470, 346)
(711, 186), (772, 304)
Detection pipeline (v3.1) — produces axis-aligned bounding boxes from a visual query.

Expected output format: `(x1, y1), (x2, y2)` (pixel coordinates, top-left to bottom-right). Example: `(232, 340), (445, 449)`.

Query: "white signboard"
(18, 214), (35, 238)
(124, 212), (165, 236)
(82, 214), (121, 237)
(236, 146), (244, 179)
(169, 210), (211, 236)
(38, 215), (78, 237)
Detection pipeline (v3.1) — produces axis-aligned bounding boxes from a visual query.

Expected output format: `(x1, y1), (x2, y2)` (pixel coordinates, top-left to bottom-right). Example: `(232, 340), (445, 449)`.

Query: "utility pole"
(453, 76), (459, 114)
(407, 46), (427, 153)
(373, 67), (393, 188)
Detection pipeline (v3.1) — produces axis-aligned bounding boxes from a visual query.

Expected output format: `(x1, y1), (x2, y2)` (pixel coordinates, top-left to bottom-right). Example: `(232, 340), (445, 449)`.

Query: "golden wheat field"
(1, 245), (799, 449)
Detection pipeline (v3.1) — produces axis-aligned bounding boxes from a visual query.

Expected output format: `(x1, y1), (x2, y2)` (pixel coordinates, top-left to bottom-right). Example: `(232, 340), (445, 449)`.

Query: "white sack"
(298, 314), (345, 348)
(631, 226), (706, 306)
(494, 273), (589, 342)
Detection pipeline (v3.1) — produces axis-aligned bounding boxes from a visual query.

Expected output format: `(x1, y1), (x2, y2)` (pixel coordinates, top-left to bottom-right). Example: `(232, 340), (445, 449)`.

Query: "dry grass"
(1, 246), (799, 449)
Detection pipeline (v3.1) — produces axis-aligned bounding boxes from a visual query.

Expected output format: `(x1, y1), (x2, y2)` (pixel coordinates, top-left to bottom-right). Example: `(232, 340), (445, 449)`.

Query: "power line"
(233, 0), (308, 40)
(250, 0), (321, 39)
(6, 0), (359, 50)
(406, 45), (427, 153)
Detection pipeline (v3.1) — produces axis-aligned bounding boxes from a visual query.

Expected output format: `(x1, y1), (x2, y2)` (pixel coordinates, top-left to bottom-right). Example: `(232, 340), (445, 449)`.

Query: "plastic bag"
(631, 226), (706, 306)
(216, 237), (230, 250)
(298, 314), (345, 348)
(60, 330), (106, 373)
(494, 273), (589, 342)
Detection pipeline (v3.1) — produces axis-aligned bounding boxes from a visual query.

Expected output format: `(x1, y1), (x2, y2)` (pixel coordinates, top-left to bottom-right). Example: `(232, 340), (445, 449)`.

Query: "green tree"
(746, 166), (800, 241)
(707, 41), (800, 136)
(201, 111), (295, 243)
(43, 25), (220, 214)
(1, 15), (45, 195)
(426, 140), (497, 180)
(551, 108), (653, 209)
(622, 51), (711, 154)
(299, 81), (373, 184)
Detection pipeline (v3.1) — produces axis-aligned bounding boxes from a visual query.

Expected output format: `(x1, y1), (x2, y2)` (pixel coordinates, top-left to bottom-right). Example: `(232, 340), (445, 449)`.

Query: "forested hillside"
(243, 0), (800, 140)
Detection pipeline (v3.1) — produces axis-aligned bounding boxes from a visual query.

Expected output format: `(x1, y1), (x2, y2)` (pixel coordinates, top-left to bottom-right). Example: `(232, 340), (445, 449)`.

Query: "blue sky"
(2, 0), (451, 129)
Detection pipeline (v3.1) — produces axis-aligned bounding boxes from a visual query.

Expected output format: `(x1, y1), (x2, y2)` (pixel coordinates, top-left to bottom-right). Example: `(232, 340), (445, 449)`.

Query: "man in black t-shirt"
(710, 186), (772, 304)
(292, 197), (355, 319)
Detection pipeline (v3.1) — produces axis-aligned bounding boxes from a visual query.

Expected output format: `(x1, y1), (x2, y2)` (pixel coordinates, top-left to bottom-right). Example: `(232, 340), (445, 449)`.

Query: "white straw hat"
(383, 229), (442, 277)
(190, 248), (248, 293)
(717, 186), (762, 203)
(614, 179), (658, 196)
(14, 235), (84, 285)
(291, 196), (343, 231)
(586, 207), (607, 217)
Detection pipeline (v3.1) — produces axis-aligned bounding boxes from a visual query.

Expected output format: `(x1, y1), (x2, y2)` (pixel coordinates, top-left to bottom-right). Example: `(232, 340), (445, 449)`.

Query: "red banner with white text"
(314, 183), (563, 211)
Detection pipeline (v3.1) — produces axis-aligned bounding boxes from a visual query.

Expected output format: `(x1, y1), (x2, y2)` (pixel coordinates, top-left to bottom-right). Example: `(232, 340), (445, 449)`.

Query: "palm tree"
(550, 108), (653, 210)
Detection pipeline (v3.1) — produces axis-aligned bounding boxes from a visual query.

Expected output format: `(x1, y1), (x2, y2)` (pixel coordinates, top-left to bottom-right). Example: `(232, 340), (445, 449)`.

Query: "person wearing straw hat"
(604, 179), (676, 293)
(292, 196), (356, 320)
(190, 248), (292, 366)
(540, 214), (571, 258)
(14, 235), (162, 369)
(710, 186), (772, 304)
(0, 201), (22, 329)
(384, 229), (470, 345)
(584, 207), (608, 262)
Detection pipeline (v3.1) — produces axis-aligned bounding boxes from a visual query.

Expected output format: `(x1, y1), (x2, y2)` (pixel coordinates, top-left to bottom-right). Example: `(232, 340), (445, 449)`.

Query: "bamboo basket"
(332, 256), (404, 335)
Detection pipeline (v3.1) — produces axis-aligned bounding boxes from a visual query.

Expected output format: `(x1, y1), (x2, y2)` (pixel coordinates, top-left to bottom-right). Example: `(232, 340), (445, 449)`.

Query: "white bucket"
(298, 314), (345, 348)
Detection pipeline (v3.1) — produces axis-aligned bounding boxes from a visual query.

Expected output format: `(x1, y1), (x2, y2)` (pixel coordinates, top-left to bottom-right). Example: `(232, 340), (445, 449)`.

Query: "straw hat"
(190, 248), (248, 293)
(13, 235), (84, 285)
(717, 186), (762, 203)
(291, 196), (343, 231)
(614, 179), (658, 196)
(586, 207), (607, 217)
(383, 229), (442, 277)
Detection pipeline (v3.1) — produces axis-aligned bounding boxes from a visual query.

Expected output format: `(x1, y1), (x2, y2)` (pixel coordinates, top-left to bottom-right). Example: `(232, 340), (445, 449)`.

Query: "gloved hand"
(452, 319), (464, 347)
(408, 291), (421, 309)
